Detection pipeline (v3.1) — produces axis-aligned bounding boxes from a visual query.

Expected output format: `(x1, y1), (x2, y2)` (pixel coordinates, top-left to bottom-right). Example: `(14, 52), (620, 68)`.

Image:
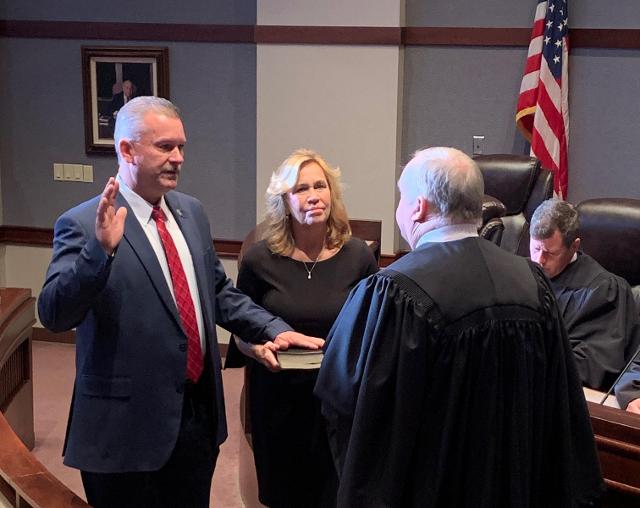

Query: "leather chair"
(480, 194), (507, 245)
(474, 154), (554, 256)
(576, 198), (640, 301)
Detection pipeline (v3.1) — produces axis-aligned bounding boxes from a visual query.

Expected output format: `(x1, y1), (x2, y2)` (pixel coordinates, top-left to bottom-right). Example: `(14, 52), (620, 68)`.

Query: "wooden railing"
(0, 287), (89, 507)
(0, 288), (36, 449)
(0, 411), (88, 507)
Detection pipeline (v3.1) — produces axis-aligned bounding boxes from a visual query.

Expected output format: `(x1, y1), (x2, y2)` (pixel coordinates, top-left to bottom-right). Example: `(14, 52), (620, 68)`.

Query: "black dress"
(315, 238), (604, 507)
(225, 238), (378, 507)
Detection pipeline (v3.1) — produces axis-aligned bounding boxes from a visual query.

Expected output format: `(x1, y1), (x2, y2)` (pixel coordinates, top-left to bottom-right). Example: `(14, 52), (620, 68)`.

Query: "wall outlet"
(473, 135), (485, 155)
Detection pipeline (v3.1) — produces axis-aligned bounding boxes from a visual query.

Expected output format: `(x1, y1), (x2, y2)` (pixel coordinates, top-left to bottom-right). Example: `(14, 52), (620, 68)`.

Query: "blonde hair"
(264, 149), (351, 255)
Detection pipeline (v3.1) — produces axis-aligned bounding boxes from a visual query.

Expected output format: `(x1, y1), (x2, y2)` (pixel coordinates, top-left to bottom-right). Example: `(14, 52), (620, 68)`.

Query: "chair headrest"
(577, 198), (640, 286)
(474, 155), (541, 215)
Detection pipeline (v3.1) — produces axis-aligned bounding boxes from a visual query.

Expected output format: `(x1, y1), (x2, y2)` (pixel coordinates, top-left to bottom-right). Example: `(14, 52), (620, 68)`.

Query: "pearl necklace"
(302, 253), (321, 280)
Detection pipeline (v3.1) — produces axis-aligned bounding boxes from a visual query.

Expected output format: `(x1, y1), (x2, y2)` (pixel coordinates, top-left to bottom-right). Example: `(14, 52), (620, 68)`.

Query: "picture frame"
(82, 46), (170, 155)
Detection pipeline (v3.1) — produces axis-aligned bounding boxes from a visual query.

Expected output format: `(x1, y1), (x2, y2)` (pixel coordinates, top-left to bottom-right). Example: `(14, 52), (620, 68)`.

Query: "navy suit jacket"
(38, 190), (290, 473)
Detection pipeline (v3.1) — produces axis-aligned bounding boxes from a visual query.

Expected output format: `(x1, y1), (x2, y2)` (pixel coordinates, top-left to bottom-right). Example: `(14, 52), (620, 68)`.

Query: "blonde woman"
(226, 149), (378, 507)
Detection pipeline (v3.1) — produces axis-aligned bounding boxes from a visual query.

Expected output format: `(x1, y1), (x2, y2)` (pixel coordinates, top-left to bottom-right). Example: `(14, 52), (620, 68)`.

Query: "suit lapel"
(117, 193), (182, 327)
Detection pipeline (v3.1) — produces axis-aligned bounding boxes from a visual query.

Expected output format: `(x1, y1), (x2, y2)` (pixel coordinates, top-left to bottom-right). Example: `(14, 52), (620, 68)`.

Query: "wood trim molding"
(0, 226), (53, 246)
(0, 20), (255, 43)
(0, 226), (406, 262)
(213, 239), (242, 258)
(403, 27), (531, 47)
(2, 20), (640, 49)
(0, 225), (243, 258)
(255, 25), (401, 45)
(570, 29), (640, 49)
(31, 327), (76, 345)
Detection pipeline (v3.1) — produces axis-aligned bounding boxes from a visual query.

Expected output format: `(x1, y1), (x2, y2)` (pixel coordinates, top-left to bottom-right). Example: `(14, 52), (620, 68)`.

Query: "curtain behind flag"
(516, 0), (569, 199)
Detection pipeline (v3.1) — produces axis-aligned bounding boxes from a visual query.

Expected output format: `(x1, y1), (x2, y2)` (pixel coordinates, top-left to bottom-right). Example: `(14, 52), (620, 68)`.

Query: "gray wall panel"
(569, 48), (640, 203)
(169, 42), (256, 239)
(1, 0), (256, 24)
(406, 0), (640, 29)
(403, 1), (640, 204)
(1, 38), (97, 227)
(406, 0), (534, 27)
(402, 46), (529, 165)
(0, 38), (257, 238)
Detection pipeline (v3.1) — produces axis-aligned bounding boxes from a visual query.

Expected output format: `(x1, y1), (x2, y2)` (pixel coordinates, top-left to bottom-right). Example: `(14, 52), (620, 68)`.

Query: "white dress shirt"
(415, 223), (479, 249)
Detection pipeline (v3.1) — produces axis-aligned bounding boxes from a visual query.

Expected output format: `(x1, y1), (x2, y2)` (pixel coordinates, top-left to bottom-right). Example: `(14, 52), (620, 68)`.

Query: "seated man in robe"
(529, 198), (640, 413)
(315, 147), (603, 507)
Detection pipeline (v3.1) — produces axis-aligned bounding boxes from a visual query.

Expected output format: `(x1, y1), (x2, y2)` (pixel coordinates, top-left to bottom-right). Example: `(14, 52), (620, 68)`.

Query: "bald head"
(399, 147), (484, 221)
(396, 147), (484, 248)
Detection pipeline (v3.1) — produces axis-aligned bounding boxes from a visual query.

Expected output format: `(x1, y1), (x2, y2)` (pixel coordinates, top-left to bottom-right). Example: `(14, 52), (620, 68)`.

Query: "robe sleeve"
(314, 272), (432, 505)
(613, 283), (640, 408)
(616, 354), (640, 409)
(567, 274), (640, 390)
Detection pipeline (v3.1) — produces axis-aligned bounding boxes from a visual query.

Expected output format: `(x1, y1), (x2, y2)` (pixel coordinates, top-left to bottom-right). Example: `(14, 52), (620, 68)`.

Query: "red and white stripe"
(516, 1), (569, 199)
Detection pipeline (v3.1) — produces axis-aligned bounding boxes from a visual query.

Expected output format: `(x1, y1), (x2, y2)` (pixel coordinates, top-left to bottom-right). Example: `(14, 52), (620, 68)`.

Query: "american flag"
(516, 0), (569, 198)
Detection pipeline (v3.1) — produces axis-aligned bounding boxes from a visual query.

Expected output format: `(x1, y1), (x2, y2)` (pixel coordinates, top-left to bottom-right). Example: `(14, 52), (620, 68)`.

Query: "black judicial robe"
(315, 237), (603, 508)
(550, 252), (640, 397)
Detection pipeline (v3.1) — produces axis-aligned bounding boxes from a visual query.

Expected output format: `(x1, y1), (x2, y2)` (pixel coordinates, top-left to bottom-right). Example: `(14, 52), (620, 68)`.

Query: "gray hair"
(530, 198), (579, 247)
(114, 96), (181, 162)
(400, 147), (484, 224)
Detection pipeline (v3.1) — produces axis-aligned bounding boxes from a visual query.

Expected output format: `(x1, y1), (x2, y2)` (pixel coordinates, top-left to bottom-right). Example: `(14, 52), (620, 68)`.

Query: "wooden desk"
(0, 287), (36, 450)
(588, 401), (640, 506)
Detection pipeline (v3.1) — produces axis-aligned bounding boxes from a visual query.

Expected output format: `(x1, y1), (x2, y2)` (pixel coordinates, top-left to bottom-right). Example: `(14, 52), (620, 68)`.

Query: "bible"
(277, 348), (324, 370)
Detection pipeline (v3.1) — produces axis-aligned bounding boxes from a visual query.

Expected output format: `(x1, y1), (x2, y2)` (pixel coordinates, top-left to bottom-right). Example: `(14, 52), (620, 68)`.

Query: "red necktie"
(152, 206), (203, 382)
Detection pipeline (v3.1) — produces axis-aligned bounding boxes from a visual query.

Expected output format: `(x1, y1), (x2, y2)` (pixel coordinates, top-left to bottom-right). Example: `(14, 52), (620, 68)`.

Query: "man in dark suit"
(109, 79), (136, 120)
(38, 96), (323, 508)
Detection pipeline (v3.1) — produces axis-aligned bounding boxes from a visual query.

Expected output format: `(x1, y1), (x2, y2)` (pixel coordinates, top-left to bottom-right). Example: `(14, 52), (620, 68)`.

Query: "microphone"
(599, 342), (640, 405)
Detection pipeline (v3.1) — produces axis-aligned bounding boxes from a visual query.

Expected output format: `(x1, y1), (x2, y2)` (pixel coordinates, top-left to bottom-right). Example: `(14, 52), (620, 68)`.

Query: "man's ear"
(411, 196), (429, 223)
(571, 237), (581, 255)
(119, 139), (135, 163)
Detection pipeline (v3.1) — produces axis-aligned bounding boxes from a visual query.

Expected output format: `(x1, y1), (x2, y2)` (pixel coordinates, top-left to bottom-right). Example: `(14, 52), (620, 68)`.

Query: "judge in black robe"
(549, 251), (640, 398)
(529, 198), (640, 411)
(315, 147), (603, 508)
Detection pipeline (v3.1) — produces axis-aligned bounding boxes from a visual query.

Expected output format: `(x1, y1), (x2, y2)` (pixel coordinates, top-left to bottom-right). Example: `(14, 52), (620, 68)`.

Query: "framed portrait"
(82, 46), (170, 154)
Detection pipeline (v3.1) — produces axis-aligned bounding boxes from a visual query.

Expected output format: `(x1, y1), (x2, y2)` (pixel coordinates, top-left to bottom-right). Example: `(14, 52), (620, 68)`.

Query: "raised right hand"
(96, 177), (127, 255)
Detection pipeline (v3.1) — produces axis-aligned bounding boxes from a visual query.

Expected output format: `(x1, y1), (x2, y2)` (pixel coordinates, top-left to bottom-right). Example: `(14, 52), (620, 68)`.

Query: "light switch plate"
(83, 165), (94, 183)
(71, 164), (84, 181)
(53, 163), (64, 181)
(62, 164), (74, 180)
